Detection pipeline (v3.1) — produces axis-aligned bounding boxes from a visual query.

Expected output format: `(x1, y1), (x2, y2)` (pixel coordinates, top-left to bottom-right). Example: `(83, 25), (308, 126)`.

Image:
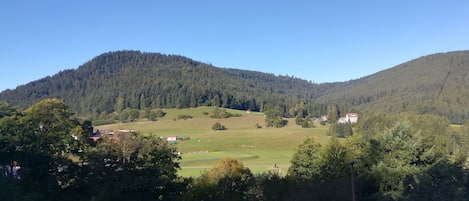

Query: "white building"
(167, 136), (177, 141)
(338, 113), (359, 124)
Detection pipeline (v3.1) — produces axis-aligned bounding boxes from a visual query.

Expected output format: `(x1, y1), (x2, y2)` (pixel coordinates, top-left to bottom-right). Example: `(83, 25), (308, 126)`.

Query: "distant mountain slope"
(2, 50), (469, 123)
(0, 51), (324, 117)
(317, 51), (469, 123)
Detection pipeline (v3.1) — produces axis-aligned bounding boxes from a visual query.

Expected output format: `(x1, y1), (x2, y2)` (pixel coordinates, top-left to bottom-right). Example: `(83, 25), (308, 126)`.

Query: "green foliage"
(177, 114), (193, 120)
(3, 99), (469, 201)
(369, 121), (449, 200)
(343, 134), (373, 169)
(249, 171), (292, 201)
(295, 115), (303, 125)
(327, 104), (339, 122)
(155, 109), (166, 117)
(92, 119), (116, 126)
(402, 159), (466, 201)
(0, 99), (187, 201)
(318, 51), (469, 124)
(283, 116), (467, 201)
(318, 137), (349, 179)
(452, 120), (469, 159)
(289, 102), (307, 118)
(295, 115), (314, 128)
(81, 134), (187, 201)
(187, 158), (255, 201)
(147, 110), (158, 121)
(147, 109), (166, 121)
(0, 51), (327, 121)
(287, 137), (322, 180)
(328, 122), (353, 138)
(0, 99), (85, 200)
(5, 51), (469, 124)
(22, 99), (80, 155)
(265, 108), (287, 128)
(118, 108), (140, 122)
(212, 122), (226, 131)
(272, 116), (287, 128)
(355, 112), (398, 139)
(210, 107), (241, 118)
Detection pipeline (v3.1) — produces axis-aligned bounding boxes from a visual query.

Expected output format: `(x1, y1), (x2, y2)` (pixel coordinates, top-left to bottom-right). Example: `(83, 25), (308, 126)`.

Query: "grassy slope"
(96, 107), (331, 177)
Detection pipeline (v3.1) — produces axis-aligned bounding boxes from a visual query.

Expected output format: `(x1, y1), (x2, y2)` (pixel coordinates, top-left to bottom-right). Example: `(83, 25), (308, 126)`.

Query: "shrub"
(210, 107), (241, 118)
(212, 122), (226, 131)
(177, 114), (193, 120)
(328, 123), (353, 138)
(155, 109), (166, 117)
(148, 111), (158, 121)
(255, 123), (262, 129)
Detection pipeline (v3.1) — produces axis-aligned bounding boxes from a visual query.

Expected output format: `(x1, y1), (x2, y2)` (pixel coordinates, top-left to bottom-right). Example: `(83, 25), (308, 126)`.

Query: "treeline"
(182, 112), (469, 201)
(0, 51), (333, 120)
(2, 99), (469, 200)
(318, 51), (469, 124)
(0, 99), (184, 201)
(3, 50), (469, 123)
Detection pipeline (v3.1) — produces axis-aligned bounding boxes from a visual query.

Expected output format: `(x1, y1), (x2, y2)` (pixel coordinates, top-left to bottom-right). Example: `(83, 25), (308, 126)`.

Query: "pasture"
(96, 107), (331, 177)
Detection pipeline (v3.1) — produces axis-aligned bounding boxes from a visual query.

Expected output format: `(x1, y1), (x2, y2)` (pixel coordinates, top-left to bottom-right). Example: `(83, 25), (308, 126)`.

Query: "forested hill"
(0, 51), (327, 118)
(317, 50), (469, 123)
(2, 50), (469, 123)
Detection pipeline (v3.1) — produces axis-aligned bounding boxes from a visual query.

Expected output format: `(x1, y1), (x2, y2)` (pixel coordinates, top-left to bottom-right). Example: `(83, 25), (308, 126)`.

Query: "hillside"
(317, 51), (469, 123)
(0, 51), (326, 118)
(2, 50), (469, 123)
(94, 107), (331, 177)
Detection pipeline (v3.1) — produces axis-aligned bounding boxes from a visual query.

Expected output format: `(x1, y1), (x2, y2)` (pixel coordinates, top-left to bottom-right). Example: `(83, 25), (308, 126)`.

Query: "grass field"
(96, 107), (331, 177)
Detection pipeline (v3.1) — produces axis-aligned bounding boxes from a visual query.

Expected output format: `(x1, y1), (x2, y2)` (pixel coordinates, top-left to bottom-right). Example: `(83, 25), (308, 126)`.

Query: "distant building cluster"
(91, 129), (136, 142)
(338, 113), (359, 124)
(320, 113), (359, 124)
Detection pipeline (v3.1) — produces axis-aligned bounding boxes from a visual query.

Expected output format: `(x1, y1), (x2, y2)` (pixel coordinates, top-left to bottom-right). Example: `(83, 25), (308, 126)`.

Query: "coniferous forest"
(0, 51), (329, 120)
(2, 50), (469, 123)
(2, 50), (469, 200)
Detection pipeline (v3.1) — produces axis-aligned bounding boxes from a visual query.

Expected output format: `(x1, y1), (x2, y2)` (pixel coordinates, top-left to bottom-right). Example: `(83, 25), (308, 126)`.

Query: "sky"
(1, 0), (469, 92)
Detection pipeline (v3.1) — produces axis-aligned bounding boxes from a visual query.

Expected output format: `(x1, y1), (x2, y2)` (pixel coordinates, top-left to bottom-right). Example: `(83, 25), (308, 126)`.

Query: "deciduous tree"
(288, 138), (322, 180)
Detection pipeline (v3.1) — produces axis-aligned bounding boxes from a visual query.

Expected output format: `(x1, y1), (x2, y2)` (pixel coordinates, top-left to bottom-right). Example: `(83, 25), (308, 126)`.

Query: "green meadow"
(96, 107), (331, 177)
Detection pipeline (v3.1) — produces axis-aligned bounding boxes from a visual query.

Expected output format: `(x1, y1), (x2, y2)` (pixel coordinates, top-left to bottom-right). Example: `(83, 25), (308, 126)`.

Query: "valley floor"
(96, 107), (331, 177)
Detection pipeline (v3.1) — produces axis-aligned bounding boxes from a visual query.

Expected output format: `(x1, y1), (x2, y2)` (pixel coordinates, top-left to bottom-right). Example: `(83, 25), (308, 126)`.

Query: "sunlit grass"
(96, 107), (331, 177)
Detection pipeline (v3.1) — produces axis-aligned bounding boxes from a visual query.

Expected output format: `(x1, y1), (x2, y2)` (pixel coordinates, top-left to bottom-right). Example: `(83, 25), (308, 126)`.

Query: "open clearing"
(96, 107), (331, 177)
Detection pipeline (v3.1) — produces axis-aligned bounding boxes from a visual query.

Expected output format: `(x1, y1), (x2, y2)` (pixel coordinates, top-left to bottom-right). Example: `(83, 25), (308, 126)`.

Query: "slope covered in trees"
(2, 50), (469, 123)
(317, 51), (469, 123)
(0, 51), (328, 119)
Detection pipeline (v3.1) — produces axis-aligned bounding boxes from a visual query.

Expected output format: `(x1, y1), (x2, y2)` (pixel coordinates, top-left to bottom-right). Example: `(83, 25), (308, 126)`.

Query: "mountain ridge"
(0, 50), (325, 118)
(317, 50), (469, 123)
(2, 50), (469, 123)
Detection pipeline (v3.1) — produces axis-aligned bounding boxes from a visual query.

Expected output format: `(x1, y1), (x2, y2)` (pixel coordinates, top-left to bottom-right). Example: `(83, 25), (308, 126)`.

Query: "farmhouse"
(167, 136), (178, 141)
(90, 129), (136, 142)
(320, 115), (329, 122)
(338, 113), (359, 124)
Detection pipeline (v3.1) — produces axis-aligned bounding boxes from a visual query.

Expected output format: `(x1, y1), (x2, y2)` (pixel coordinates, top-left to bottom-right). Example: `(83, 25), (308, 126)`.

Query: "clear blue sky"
(1, 0), (469, 92)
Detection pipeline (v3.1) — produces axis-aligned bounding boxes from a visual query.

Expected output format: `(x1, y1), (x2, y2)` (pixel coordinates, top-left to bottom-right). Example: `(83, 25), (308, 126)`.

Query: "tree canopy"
(0, 99), (186, 201)
(2, 99), (469, 201)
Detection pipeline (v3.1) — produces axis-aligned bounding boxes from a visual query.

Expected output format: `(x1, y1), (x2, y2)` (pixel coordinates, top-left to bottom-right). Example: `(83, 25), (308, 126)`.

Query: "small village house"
(338, 113), (359, 124)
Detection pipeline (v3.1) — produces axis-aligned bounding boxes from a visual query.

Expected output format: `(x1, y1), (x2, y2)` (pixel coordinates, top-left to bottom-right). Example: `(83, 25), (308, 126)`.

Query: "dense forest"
(0, 51), (332, 120)
(318, 51), (469, 123)
(3, 50), (469, 200)
(1, 50), (469, 123)
(1, 99), (468, 201)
